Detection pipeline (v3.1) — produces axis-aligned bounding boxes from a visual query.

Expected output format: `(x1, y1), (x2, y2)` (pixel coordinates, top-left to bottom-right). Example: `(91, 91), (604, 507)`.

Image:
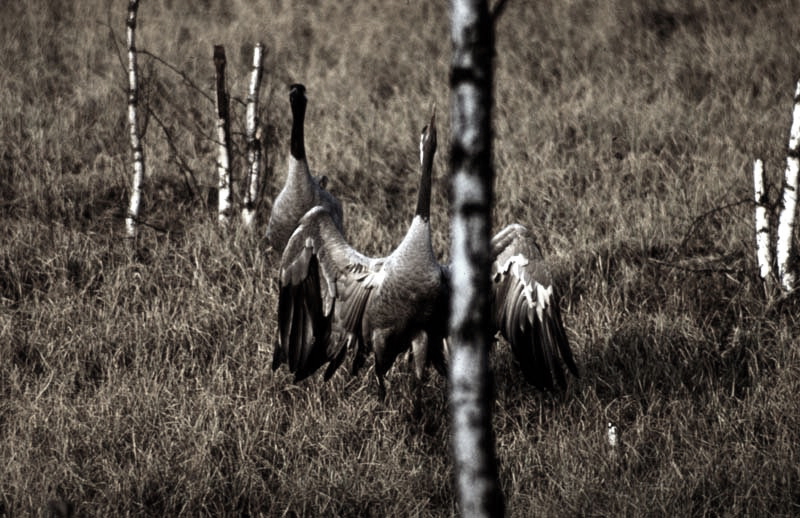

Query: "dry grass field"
(2, 0), (800, 516)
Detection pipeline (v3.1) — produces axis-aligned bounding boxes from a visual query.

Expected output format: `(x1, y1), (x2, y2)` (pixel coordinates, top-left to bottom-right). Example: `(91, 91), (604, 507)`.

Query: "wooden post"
(242, 42), (265, 228)
(125, 0), (145, 242)
(753, 159), (773, 285)
(448, 0), (504, 516)
(776, 80), (800, 292)
(214, 45), (232, 226)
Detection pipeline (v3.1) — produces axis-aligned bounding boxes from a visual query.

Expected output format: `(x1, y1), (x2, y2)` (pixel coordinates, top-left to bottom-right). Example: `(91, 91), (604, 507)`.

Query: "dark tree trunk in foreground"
(242, 42), (265, 228)
(125, 0), (144, 241)
(214, 45), (232, 226)
(448, 0), (504, 516)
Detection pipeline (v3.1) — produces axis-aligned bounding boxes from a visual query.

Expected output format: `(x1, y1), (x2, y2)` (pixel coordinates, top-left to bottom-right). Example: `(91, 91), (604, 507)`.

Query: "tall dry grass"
(2, 0), (800, 516)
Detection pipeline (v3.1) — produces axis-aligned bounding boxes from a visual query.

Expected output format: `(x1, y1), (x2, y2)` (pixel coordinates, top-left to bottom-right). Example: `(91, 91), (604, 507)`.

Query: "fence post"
(214, 45), (232, 226)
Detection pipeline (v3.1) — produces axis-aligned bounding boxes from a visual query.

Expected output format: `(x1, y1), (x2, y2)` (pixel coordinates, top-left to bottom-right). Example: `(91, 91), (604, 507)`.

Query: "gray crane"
(265, 84), (344, 253)
(273, 110), (578, 395)
(273, 111), (448, 398)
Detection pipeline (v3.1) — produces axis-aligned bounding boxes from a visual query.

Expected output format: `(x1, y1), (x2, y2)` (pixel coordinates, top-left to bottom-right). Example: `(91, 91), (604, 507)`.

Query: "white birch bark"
(753, 159), (773, 282)
(125, 0), (144, 240)
(242, 42), (265, 228)
(449, 0), (504, 516)
(776, 80), (800, 291)
(214, 45), (232, 226)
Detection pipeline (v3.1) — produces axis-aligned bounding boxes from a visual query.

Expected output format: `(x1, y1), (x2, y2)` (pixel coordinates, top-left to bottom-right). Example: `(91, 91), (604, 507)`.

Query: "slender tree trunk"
(125, 0), (144, 241)
(776, 80), (800, 291)
(448, 0), (504, 516)
(214, 45), (232, 226)
(753, 159), (773, 285)
(242, 42), (265, 228)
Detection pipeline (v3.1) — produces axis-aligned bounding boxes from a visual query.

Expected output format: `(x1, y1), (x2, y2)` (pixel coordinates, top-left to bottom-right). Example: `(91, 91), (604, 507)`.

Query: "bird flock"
(267, 84), (577, 399)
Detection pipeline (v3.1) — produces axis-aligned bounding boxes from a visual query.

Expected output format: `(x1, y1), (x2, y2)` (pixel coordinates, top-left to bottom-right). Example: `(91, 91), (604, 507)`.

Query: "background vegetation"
(2, 0), (800, 515)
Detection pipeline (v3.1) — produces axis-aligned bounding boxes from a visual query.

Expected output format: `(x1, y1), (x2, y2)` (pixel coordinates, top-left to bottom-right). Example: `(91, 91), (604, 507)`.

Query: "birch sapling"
(125, 0), (145, 241)
(776, 80), (800, 292)
(753, 159), (773, 284)
(448, 0), (504, 516)
(242, 43), (265, 228)
(214, 45), (232, 226)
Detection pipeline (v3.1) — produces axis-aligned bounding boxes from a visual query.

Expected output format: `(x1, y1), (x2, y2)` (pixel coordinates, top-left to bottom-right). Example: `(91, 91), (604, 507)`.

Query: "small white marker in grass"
(607, 422), (618, 450)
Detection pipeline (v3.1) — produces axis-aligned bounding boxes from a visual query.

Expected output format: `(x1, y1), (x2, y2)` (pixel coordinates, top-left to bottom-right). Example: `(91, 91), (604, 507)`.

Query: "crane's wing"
(274, 205), (383, 382)
(490, 223), (578, 390)
(264, 171), (343, 253)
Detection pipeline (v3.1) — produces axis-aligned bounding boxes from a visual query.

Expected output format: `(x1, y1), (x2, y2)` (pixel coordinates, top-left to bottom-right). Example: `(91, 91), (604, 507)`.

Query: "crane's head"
(420, 106), (437, 168)
(289, 83), (307, 115)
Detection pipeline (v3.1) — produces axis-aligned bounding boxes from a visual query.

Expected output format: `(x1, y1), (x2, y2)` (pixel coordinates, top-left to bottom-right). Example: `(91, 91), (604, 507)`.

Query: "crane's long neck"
(398, 118), (437, 259)
(415, 147), (433, 221)
(416, 118), (436, 221)
(287, 84), (311, 192)
(290, 89), (306, 162)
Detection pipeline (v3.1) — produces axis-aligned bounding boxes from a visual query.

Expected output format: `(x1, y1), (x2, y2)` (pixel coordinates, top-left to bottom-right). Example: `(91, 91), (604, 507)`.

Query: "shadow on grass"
(587, 316), (773, 406)
(553, 237), (785, 409)
(536, 232), (799, 515)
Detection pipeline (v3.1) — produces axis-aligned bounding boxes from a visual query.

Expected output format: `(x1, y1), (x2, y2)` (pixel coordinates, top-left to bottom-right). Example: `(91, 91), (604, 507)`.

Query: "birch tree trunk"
(242, 42), (265, 228)
(125, 0), (144, 241)
(753, 159), (773, 284)
(448, 0), (504, 516)
(214, 45), (232, 226)
(776, 80), (800, 292)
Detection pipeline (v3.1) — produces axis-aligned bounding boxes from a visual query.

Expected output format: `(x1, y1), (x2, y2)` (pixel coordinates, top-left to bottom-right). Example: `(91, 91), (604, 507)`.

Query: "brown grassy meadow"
(2, 0), (800, 516)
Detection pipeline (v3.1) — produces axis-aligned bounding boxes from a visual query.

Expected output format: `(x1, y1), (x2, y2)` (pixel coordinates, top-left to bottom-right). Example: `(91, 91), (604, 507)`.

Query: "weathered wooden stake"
(125, 0), (144, 241)
(242, 42), (265, 228)
(214, 45), (232, 226)
(448, 0), (504, 516)
(776, 80), (800, 291)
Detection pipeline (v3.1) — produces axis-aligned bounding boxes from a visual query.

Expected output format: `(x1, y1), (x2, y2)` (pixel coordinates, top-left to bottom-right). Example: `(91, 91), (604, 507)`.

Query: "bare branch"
(146, 107), (200, 199)
(679, 198), (752, 251)
(137, 48), (216, 106)
(648, 256), (745, 277)
(490, 0), (510, 24)
(98, 18), (127, 84)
